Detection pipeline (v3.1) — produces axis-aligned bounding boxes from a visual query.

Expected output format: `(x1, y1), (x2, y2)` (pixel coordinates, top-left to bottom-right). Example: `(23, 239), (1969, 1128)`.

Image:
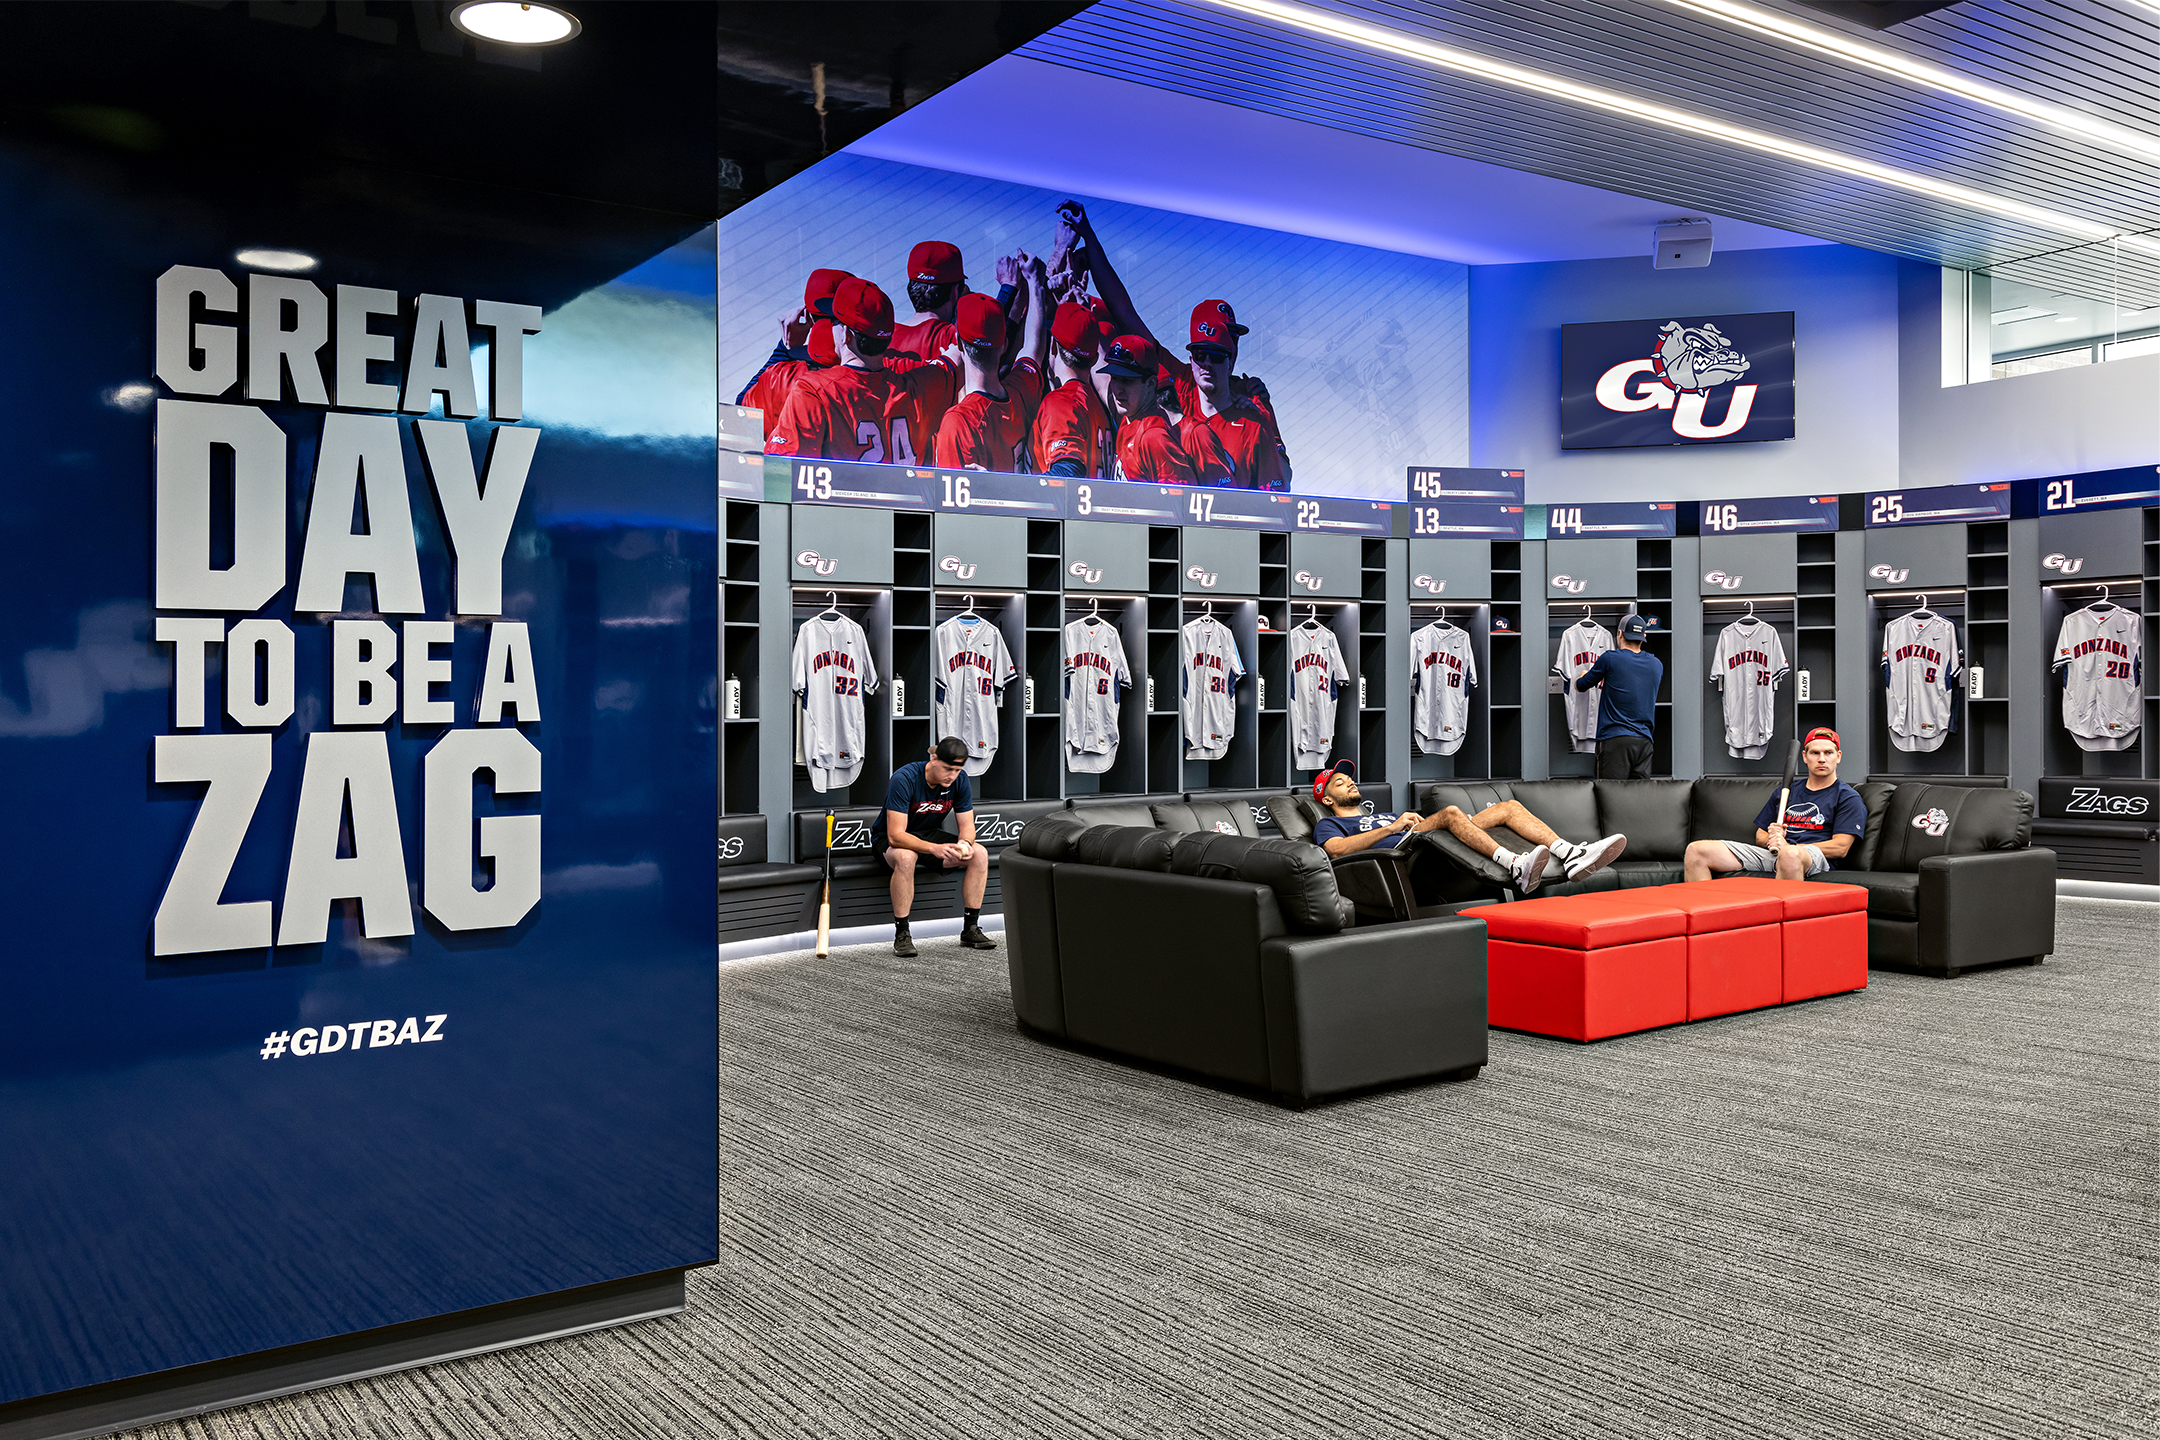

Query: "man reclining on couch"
(1308, 760), (1626, 895)
(1682, 727), (1866, 882)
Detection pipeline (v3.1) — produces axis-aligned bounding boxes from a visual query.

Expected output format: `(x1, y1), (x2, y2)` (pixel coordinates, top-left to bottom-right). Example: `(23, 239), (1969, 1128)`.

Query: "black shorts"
(1595, 735), (1653, 779)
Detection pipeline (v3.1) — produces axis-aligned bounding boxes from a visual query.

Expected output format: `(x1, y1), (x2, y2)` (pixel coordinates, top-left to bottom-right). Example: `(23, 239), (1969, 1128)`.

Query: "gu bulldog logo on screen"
(1560, 311), (1795, 450)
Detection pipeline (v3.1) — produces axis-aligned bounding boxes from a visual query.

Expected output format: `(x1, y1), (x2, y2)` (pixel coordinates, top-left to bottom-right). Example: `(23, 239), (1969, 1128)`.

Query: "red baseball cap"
(805, 318), (838, 367)
(830, 277), (894, 340)
(1313, 758), (1355, 803)
(803, 268), (852, 317)
(1051, 301), (1099, 357)
(956, 293), (1005, 347)
(908, 241), (965, 285)
(1100, 334), (1155, 378)
(1803, 726), (1841, 750)
(1188, 299), (1248, 353)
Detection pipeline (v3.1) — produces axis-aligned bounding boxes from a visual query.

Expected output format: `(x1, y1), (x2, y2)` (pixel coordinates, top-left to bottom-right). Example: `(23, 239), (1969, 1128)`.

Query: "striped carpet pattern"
(133, 899), (2154, 1439)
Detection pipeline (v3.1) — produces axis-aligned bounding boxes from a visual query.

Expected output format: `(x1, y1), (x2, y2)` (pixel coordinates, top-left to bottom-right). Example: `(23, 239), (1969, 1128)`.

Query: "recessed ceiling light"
(235, 248), (318, 272)
(1658, 0), (2160, 164)
(1990, 306), (2056, 325)
(1201, 0), (2160, 260)
(452, 2), (580, 45)
(2054, 315), (2079, 323)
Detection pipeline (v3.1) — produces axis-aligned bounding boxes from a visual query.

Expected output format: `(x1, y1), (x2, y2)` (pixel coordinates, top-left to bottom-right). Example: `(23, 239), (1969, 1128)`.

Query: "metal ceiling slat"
(1020, 0), (2158, 303)
(1025, 16), (2076, 259)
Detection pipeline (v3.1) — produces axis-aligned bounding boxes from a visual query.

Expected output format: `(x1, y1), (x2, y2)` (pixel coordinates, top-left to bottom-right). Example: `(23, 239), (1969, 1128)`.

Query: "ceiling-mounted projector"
(1654, 219), (1714, 269)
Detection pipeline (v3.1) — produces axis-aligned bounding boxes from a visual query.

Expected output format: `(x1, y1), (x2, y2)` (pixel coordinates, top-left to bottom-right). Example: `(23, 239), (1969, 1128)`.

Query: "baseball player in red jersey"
(1101, 336), (1202, 483)
(889, 240), (966, 363)
(1060, 201), (1292, 489)
(1157, 367), (1234, 484)
(768, 278), (957, 464)
(1033, 301), (1113, 478)
(737, 268), (852, 442)
(933, 285), (1049, 472)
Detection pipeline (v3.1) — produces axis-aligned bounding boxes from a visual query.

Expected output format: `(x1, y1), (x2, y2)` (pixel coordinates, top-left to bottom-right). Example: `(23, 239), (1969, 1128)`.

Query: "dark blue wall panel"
(0, 144), (717, 1402)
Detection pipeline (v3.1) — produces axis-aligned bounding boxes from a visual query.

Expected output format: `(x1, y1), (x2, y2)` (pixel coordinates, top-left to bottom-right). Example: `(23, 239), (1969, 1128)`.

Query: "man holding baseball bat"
(882, 736), (994, 957)
(1683, 727), (1867, 882)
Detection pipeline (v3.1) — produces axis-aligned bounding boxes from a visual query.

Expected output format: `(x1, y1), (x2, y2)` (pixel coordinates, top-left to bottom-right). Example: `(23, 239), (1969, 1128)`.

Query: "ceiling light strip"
(1656, 0), (2160, 163)
(1198, 0), (2160, 257)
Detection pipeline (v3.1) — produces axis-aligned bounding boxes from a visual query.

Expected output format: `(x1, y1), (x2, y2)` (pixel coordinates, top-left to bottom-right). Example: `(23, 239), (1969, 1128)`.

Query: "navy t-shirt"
(1577, 646), (1663, 741)
(1312, 812), (1407, 851)
(884, 762), (973, 838)
(1754, 781), (1868, 866)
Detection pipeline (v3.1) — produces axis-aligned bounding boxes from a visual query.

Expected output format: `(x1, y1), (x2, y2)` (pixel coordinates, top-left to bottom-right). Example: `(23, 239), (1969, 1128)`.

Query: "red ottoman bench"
(1704, 877), (1870, 1002)
(1475, 893), (1688, 1041)
(1634, 886), (1787, 1021)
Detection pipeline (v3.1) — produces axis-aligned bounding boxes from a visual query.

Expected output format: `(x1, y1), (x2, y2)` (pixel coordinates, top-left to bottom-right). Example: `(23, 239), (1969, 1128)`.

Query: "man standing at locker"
(1573, 613), (1663, 778)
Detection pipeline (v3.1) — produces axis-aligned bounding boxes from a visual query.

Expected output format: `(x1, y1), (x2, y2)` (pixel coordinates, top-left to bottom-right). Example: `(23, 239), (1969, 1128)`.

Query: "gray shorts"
(1720, 841), (1830, 877)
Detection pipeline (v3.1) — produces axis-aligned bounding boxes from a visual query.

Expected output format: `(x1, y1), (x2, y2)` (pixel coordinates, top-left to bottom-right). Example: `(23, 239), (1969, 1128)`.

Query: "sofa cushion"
(1198, 789), (1297, 837)
(1850, 782), (1897, 871)
(1689, 776), (1776, 849)
(1506, 782), (1603, 846)
(1594, 780), (1692, 860)
(1168, 832), (1349, 934)
(1017, 811), (1089, 861)
(1477, 891), (1687, 947)
(1811, 870), (1917, 919)
(1874, 784), (2033, 872)
(1275, 793), (1324, 846)
(1076, 824), (1179, 872)
(1153, 799), (1262, 838)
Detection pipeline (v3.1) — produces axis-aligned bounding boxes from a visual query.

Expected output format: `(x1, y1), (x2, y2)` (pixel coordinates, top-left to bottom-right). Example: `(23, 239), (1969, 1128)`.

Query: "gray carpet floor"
(128, 899), (2156, 1439)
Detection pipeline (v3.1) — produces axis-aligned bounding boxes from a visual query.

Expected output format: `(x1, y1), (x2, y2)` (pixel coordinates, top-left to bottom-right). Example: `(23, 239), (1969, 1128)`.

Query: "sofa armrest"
(1330, 848), (1417, 920)
(1918, 848), (2056, 974)
(1257, 915), (1488, 1102)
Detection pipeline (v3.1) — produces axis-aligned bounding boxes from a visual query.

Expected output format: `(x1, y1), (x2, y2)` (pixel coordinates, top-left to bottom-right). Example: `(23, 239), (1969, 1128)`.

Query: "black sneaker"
(892, 931), (917, 958)
(959, 924), (997, 950)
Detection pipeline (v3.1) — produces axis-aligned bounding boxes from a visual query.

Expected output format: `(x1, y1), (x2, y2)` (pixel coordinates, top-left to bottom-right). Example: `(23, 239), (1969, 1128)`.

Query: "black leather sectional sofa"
(1405, 778), (2055, 978)
(1003, 801), (1489, 1106)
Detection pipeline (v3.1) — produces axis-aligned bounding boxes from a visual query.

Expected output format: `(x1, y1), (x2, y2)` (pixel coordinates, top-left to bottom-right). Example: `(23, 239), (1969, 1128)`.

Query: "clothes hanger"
(1910, 593), (1933, 619)
(2089, 584), (2116, 613)
(1302, 603), (1321, 629)
(956, 594), (980, 622)
(817, 591), (842, 621)
(1743, 597), (1755, 620)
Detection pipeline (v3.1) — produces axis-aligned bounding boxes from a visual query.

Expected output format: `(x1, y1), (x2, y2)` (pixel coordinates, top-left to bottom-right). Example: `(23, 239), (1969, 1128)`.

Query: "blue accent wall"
(0, 145), (718, 1402)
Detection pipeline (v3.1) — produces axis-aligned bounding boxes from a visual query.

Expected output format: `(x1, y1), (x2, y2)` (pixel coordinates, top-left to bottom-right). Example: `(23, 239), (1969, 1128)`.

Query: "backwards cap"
(803, 268), (853, 317)
(933, 735), (970, 765)
(1803, 726), (1842, 750)
(1052, 301), (1100, 358)
(830, 277), (894, 341)
(908, 241), (965, 285)
(955, 292), (1006, 347)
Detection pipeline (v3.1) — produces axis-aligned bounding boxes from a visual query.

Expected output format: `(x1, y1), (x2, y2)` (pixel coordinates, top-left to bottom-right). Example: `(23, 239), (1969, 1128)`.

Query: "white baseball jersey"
(1554, 620), (1613, 755)
(1411, 623), (1477, 755)
(1882, 611), (1960, 753)
(1181, 616), (1244, 760)
(1063, 617), (1131, 775)
(791, 614), (879, 791)
(933, 616), (1016, 776)
(2053, 605), (2142, 752)
(1287, 622), (1350, 767)
(1710, 618), (1789, 760)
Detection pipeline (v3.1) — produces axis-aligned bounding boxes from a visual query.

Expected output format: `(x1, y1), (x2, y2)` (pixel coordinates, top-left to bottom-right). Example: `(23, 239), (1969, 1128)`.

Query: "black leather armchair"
(1004, 815), (1488, 1105)
(1270, 793), (1459, 923)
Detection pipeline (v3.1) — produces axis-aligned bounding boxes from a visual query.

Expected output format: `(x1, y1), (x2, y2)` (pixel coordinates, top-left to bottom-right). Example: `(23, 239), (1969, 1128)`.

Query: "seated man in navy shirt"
(1683, 727), (1868, 882)
(882, 736), (993, 957)
(1308, 760), (1625, 896)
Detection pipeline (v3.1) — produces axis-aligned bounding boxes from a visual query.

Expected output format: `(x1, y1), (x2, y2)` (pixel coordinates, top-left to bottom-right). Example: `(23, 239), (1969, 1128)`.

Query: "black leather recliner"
(1002, 813), (1489, 1105)
(1411, 778), (2052, 977)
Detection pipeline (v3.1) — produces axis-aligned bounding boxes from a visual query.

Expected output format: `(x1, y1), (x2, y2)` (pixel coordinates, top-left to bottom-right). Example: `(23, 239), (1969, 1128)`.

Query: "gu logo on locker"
(1293, 569), (1325, 592)
(1186, 565), (1218, 588)
(1560, 311), (1795, 450)
(1067, 559), (1104, 584)
(938, 554), (978, 581)
(1412, 575), (1446, 595)
(795, 549), (839, 577)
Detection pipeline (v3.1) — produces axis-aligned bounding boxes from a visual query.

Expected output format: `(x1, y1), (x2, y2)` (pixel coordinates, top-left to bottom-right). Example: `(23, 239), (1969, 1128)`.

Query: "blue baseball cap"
(1620, 614), (1651, 640)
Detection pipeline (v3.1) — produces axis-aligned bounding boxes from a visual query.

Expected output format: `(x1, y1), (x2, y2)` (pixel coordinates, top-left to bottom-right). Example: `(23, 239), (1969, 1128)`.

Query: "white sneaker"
(1565, 834), (1627, 882)
(1511, 844), (1552, 894)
